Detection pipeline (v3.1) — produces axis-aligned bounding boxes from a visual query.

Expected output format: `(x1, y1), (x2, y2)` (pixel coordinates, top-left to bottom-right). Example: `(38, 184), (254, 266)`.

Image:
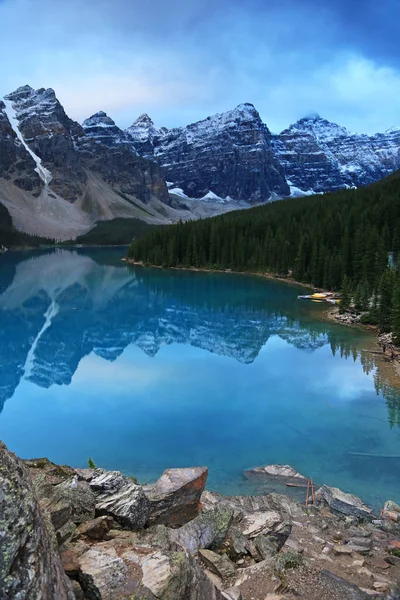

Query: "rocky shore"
(1, 443), (400, 600)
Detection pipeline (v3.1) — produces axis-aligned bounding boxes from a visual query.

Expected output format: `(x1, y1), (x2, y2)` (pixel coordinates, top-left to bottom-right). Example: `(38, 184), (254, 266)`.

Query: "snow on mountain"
(80, 111), (134, 152)
(127, 103), (289, 202)
(2, 96), (52, 185)
(274, 115), (400, 193)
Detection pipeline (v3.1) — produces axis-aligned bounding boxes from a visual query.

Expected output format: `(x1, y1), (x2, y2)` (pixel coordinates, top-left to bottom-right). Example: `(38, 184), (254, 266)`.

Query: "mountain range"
(1, 84), (400, 240)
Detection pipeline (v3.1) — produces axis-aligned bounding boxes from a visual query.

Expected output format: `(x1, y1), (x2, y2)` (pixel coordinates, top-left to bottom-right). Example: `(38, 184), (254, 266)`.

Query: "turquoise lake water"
(1, 247), (400, 510)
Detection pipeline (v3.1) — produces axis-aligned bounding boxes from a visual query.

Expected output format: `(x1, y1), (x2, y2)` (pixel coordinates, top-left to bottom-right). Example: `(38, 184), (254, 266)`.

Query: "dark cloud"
(0, 0), (398, 133)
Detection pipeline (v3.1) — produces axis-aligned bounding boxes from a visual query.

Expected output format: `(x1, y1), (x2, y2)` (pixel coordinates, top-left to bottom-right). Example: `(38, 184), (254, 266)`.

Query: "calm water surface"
(1, 247), (400, 510)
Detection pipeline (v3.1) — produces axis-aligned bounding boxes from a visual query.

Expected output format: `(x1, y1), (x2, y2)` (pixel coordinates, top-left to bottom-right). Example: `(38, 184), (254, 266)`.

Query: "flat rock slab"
(144, 466), (208, 527)
(319, 570), (371, 599)
(244, 465), (306, 482)
(240, 510), (282, 538)
(314, 485), (374, 521)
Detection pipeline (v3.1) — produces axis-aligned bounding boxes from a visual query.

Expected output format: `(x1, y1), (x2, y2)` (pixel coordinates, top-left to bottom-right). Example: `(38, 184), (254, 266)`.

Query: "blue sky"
(0, 0), (399, 133)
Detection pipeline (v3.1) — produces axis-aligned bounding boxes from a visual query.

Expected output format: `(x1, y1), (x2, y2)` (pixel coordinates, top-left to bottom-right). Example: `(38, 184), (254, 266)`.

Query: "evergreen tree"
(378, 269), (395, 333)
(340, 275), (351, 314)
(392, 274), (400, 345)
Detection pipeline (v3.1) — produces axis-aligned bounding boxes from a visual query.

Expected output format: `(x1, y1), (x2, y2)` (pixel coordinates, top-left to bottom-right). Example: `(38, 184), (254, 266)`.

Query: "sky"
(0, 0), (399, 134)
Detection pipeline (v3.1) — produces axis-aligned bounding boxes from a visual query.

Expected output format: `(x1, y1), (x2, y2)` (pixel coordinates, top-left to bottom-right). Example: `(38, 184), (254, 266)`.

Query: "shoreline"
(3, 441), (400, 599)
(127, 259), (400, 379)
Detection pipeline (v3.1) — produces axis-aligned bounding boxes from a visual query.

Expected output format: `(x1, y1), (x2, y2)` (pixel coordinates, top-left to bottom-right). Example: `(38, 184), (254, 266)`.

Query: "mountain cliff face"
(128, 109), (400, 200)
(273, 115), (400, 194)
(0, 86), (171, 240)
(126, 104), (290, 203)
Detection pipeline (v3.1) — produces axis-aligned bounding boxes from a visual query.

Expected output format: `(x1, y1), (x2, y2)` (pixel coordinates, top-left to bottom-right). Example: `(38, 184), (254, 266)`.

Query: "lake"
(1, 247), (400, 510)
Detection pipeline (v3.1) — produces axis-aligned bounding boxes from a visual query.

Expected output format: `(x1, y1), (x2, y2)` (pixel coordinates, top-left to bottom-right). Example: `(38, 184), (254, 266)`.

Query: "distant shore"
(126, 259), (400, 377)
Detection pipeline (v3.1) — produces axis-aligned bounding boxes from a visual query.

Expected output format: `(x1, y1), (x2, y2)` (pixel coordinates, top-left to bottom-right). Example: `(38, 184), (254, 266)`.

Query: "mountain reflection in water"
(1, 247), (400, 509)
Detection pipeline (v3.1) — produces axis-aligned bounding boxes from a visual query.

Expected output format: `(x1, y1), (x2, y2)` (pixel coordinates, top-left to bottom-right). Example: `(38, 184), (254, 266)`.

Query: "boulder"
(244, 464), (306, 482)
(0, 441), (74, 599)
(198, 549), (236, 579)
(144, 466), (208, 527)
(90, 469), (149, 529)
(141, 549), (225, 600)
(32, 477), (96, 546)
(314, 485), (374, 520)
(170, 507), (234, 553)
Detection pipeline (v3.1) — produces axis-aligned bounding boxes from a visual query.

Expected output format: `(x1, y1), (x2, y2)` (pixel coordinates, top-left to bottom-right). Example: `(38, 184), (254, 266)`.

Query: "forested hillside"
(128, 170), (400, 337)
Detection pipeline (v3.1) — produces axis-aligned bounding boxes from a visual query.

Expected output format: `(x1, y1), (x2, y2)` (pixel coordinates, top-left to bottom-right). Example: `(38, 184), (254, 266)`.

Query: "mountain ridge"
(1, 83), (400, 241)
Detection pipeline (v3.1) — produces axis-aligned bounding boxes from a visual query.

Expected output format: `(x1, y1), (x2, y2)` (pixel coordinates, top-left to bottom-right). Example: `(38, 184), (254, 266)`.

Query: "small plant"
(87, 457), (96, 469)
(128, 475), (138, 484)
(274, 550), (303, 573)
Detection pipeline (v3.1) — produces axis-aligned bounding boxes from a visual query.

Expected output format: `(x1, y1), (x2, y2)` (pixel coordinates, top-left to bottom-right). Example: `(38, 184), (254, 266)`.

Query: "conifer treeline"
(128, 171), (400, 334)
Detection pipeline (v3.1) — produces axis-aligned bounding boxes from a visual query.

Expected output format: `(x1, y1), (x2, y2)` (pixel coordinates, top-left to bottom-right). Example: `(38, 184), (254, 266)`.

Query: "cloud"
(0, 0), (398, 133)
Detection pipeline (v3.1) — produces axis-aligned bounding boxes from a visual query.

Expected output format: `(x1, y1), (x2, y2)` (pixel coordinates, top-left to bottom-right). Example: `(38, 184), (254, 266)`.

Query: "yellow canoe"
(311, 293), (327, 299)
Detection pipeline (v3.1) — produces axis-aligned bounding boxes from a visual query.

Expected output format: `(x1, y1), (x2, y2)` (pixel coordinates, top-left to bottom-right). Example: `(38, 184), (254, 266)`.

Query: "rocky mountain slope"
(0, 86), (180, 240)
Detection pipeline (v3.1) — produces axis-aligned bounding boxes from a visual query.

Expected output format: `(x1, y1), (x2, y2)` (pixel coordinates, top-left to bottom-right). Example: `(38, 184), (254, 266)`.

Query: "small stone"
(237, 559), (245, 565)
(348, 537), (373, 549)
(285, 538), (303, 553)
(352, 559), (365, 567)
(357, 567), (374, 579)
(332, 545), (353, 555)
(313, 535), (325, 544)
(321, 523), (329, 531)
(347, 544), (371, 555)
(382, 510), (399, 522)
(322, 546), (331, 555)
(222, 587), (243, 600)
(348, 526), (372, 538)
(373, 581), (390, 592)
(388, 540), (400, 551)
(369, 560), (390, 570)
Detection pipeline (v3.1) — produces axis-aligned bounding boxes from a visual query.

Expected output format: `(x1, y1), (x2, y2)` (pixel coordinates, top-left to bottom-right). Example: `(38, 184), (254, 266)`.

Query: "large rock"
(0, 441), (74, 599)
(29, 467), (96, 546)
(90, 469), (149, 529)
(314, 485), (374, 520)
(244, 464), (306, 482)
(144, 466), (208, 527)
(170, 507), (234, 554)
(141, 549), (225, 600)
